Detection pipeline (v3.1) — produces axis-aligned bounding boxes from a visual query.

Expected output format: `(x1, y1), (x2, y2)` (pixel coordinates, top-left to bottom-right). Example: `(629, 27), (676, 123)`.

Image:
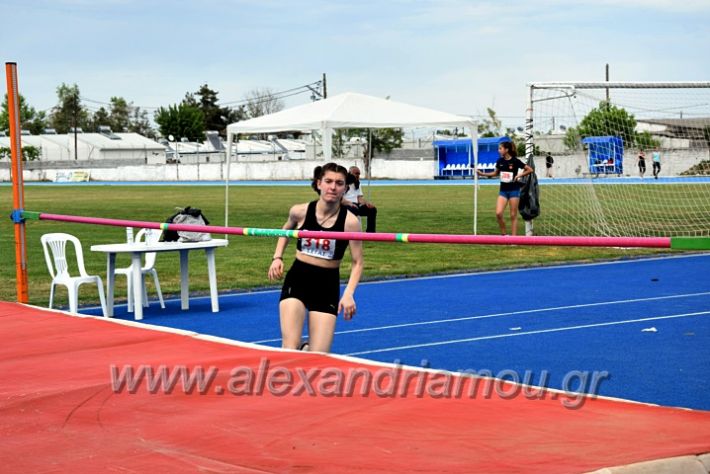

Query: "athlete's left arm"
(339, 213), (364, 320)
(516, 164), (534, 180)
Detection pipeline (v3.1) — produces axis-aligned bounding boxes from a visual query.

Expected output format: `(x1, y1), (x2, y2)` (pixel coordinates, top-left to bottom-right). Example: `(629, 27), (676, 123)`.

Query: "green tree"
(0, 94), (48, 135)
(368, 128), (404, 154)
(190, 84), (246, 136)
(331, 127), (404, 176)
(154, 103), (205, 142)
(0, 145), (41, 161)
(129, 107), (155, 137)
(576, 101), (637, 146)
(513, 138), (540, 158)
(89, 106), (111, 131)
(49, 83), (90, 134)
(563, 101), (660, 151)
(332, 128), (404, 158)
(564, 101), (660, 152)
(478, 108), (503, 138)
(109, 96), (132, 132)
(635, 130), (660, 150)
(563, 127), (583, 151)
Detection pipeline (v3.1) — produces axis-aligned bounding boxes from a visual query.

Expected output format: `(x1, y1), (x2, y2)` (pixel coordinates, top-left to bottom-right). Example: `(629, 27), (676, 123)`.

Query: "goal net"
(527, 82), (710, 237)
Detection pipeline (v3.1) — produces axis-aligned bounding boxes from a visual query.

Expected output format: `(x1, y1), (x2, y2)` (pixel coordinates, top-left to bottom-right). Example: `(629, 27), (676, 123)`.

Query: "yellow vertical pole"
(6, 62), (29, 303)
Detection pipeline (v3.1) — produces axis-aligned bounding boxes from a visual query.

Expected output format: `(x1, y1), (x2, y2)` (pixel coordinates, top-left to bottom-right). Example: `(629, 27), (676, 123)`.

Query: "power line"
(77, 79), (324, 112)
(217, 80), (323, 106)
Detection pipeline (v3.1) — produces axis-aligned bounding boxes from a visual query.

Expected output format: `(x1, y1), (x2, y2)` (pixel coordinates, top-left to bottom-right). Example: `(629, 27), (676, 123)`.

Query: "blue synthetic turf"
(82, 253), (710, 410)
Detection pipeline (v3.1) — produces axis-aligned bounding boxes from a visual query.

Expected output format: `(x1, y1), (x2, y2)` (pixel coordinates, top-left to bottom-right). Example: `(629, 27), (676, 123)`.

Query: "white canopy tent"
(224, 92), (479, 230)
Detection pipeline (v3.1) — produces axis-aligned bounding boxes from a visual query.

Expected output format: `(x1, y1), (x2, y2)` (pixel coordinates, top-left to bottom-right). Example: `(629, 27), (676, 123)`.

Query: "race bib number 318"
(300, 238), (336, 259)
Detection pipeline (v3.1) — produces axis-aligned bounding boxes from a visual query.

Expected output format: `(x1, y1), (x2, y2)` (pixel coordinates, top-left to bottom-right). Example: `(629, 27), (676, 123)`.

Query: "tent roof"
(227, 92), (475, 134)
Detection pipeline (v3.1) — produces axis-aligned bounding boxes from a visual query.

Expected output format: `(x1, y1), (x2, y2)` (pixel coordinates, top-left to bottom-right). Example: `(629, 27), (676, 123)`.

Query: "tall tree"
(129, 107), (155, 137)
(109, 96), (132, 132)
(564, 101), (660, 151)
(478, 108), (503, 138)
(244, 87), (284, 118)
(49, 83), (90, 133)
(191, 84), (246, 135)
(0, 93), (48, 135)
(154, 103), (205, 142)
(89, 106), (111, 131)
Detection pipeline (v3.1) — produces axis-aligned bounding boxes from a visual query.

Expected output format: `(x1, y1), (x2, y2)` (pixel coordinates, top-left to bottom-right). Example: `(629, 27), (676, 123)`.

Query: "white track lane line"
(249, 291), (710, 344)
(346, 310), (710, 356)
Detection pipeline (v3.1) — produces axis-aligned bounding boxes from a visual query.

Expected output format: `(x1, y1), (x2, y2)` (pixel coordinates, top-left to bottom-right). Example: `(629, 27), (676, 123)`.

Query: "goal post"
(527, 81), (710, 237)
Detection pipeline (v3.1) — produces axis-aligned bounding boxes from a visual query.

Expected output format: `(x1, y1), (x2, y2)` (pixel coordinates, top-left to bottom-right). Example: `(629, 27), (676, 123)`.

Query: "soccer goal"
(525, 82), (710, 237)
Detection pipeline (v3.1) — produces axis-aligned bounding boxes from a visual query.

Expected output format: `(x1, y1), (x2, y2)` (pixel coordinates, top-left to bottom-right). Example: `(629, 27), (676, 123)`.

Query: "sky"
(2, 0), (709, 129)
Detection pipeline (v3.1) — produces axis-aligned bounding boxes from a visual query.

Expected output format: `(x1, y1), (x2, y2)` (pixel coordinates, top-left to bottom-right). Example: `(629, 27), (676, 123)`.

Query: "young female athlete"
(267, 162), (364, 353)
(476, 141), (533, 236)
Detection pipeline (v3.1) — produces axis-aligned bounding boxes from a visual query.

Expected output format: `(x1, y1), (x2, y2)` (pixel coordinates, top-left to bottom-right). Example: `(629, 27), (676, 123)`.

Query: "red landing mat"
(1, 302), (709, 473)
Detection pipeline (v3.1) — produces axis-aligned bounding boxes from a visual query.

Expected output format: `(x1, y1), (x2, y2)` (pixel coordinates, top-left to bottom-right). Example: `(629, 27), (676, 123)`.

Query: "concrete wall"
(1, 148), (706, 182)
(541, 149), (709, 178)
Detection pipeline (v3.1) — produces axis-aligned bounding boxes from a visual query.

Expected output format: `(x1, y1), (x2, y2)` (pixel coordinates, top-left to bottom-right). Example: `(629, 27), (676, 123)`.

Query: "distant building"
(636, 117), (710, 149)
(0, 132), (166, 161)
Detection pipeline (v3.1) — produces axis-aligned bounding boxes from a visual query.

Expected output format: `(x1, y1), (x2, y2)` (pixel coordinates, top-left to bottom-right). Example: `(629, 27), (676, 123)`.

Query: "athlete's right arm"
(268, 204), (306, 281)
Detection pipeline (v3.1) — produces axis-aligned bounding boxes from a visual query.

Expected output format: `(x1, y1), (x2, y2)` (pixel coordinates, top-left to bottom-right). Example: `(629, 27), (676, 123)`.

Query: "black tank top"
(296, 201), (349, 260)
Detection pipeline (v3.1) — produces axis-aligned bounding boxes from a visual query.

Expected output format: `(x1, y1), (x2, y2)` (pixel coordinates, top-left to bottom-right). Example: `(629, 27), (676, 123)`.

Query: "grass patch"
(0, 184), (671, 307)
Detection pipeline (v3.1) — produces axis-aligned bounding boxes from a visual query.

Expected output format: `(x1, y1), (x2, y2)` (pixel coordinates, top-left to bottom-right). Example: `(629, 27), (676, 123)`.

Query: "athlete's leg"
(307, 311), (338, 353)
(496, 195), (509, 235)
(279, 298), (307, 349)
(508, 197), (521, 236)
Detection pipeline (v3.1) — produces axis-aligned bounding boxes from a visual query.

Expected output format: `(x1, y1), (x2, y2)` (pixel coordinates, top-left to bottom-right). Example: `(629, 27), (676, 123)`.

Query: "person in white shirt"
(342, 166), (377, 232)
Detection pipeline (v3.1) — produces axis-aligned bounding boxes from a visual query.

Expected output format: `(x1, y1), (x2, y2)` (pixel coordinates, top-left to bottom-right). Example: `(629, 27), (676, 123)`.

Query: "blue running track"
(83, 253), (710, 411)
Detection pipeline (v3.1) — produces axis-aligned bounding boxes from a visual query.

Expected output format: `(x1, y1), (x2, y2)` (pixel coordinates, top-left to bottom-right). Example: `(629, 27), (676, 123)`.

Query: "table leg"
(131, 252), (144, 320)
(180, 249), (189, 310)
(106, 253), (116, 317)
(206, 248), (219, 312)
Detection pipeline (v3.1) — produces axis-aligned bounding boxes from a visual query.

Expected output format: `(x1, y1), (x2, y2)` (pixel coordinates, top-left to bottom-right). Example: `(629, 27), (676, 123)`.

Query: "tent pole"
(224, 132), (233, 239)
(472, 124), (479, 235)
(322, 127), (333, 161)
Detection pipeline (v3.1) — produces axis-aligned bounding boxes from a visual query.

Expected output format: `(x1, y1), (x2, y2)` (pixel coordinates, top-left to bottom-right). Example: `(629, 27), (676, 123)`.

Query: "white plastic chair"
(40, 233), (107, 316)
(115, 228), (165, 312)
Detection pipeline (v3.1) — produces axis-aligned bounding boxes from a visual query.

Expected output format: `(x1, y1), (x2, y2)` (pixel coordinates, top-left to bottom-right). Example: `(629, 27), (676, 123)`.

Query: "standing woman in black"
(267, 163), (364, 353)
(637, 150), (647, 178)
(476, 141), (533, 236)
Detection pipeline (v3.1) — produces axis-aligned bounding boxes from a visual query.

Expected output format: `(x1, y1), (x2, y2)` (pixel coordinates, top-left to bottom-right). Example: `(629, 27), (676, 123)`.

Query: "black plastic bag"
(519, 157), (540, 221)
(163, 207), (211, 242)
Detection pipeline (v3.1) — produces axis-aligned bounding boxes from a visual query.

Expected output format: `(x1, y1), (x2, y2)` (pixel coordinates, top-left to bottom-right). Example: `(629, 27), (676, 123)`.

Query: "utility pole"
(322, 73), (327, 99)
(605, 63), (610, 102)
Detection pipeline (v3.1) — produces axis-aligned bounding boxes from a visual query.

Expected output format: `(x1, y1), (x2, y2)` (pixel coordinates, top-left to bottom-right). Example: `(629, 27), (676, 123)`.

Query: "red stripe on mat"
(0, 302), (709, 473)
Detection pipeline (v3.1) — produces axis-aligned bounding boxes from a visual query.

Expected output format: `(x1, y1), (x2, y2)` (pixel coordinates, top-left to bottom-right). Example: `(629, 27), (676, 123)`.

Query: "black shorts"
(280, 259), (340, 316)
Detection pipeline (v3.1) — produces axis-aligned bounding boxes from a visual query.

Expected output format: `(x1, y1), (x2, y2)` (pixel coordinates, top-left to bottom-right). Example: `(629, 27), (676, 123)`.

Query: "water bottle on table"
(126, 227), (134, 243)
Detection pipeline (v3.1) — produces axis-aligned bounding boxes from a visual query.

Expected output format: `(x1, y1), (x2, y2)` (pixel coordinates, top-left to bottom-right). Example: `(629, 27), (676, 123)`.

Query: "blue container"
(582, 136), (624, 175)
(433, 136), (512, 178)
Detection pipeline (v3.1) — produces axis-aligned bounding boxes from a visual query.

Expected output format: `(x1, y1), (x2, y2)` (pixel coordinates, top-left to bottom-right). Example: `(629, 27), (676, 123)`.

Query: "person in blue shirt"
(476, 141), (533, 236)
(652, 149), (662, 179)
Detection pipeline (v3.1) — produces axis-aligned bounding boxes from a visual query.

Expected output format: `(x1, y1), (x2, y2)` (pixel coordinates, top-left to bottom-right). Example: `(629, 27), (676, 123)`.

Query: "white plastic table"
(91, 239), (228, 320)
